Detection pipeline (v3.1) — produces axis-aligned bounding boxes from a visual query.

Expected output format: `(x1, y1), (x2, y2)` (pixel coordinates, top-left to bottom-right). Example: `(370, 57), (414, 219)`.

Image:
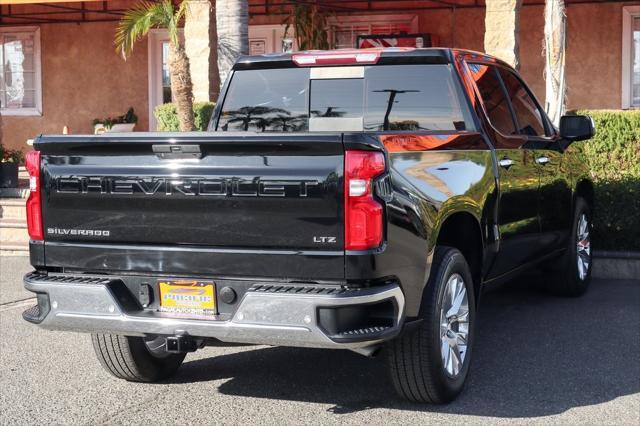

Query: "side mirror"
(559, 115), (595, 142)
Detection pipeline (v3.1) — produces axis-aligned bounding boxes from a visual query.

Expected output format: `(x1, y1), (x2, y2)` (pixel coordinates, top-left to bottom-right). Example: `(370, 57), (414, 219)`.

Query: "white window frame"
(622, 6), (640, 109)
(0, 26), (42, 116)
(249, 24), (295, 54)
(328, 14), (419, 49)
(147, 29), (170, 131)
(148, 29), (186, 131)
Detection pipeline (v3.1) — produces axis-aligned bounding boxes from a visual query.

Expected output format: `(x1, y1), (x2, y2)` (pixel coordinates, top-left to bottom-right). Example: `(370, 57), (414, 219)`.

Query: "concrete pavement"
(0, 256), (33, 304)
(1, 256), (638, 425)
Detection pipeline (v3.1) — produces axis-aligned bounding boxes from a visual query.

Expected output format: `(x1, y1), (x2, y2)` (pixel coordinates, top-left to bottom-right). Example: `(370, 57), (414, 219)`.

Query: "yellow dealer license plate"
(158, 280), (216, 315)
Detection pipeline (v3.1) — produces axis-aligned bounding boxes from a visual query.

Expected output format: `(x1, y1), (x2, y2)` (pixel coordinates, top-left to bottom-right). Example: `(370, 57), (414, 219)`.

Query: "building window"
(161, 42), (172, 103)
(329, 15), (418, 49)
(622, 7), (640, 108)
(0, 27), (42, 116)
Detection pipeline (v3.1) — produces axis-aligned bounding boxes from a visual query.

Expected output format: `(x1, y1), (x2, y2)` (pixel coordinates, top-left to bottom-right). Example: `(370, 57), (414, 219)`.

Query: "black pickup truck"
(22, 48), (595, 403)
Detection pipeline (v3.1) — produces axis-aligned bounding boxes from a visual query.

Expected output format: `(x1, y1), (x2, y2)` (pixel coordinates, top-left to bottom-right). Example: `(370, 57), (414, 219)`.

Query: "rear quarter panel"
(346, 133), (497, 317)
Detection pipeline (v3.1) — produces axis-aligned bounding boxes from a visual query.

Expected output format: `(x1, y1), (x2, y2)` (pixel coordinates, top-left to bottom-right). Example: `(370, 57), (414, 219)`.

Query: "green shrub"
(93, 107), (138, 129)
(154, 102), (215, 131)
(576, 110), (640, 251)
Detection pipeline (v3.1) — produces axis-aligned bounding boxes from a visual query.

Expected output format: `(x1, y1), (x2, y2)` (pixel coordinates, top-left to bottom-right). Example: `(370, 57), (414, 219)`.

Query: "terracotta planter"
(0, 162), (19, 188)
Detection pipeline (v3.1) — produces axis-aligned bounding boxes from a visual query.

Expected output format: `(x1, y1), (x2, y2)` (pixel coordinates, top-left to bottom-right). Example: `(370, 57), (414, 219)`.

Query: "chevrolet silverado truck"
(22, 48), (595, 403)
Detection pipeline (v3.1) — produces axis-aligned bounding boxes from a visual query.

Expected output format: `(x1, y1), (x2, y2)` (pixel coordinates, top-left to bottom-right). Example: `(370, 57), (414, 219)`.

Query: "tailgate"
(38, 133), (344, 252)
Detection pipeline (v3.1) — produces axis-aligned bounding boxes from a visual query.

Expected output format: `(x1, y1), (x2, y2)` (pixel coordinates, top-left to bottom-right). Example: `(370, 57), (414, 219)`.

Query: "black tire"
(91, 334), (186, 382)
(386, 246), (476, 404)
(549, 197), (593, 297)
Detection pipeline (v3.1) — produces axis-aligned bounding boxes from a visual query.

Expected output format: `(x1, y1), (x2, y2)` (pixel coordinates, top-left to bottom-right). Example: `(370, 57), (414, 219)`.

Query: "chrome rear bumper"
(23, 272), (405, 351)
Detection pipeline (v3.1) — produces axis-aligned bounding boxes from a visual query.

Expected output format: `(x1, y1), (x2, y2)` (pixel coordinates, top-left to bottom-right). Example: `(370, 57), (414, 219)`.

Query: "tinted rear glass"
(217, 64), (475, 132)
(311, 79), (364, 118)
(365, 65), (471, 131)
(218, 68), (309, 132)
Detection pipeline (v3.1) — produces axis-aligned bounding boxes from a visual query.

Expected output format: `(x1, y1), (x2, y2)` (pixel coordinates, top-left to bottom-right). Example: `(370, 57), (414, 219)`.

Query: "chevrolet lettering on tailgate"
(54, 176), (320, 197)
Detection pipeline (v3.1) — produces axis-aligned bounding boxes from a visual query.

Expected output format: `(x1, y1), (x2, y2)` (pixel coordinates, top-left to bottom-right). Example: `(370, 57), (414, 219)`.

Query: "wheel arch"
(434, 210), (484, 303)
(575, 178), (595, 211)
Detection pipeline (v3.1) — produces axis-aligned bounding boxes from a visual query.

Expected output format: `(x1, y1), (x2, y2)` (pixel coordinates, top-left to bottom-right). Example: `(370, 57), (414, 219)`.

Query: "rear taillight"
(344, 150), (385, 250)
(25, 150), (43, 240)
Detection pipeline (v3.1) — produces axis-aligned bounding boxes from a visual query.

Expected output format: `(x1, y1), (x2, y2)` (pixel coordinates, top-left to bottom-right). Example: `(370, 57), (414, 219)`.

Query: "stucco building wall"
(2, 22), (148, 152)
(413, 2), (627, 110)
(253, 2), (629, 111)
(1, 1), (633, 153)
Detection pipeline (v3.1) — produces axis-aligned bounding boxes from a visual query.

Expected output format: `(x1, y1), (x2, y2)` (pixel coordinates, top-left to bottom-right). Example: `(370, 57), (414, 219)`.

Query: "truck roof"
(233, 48), (508, 71)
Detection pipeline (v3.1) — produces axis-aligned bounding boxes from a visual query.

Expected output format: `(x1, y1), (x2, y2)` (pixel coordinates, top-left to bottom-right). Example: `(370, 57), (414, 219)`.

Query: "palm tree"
(284, 3), (330, 51)
(216, 0), (249, 86)
(115, 0), (195, 131)
(223, 106), (288, 131)
(270, 113), (308, 132)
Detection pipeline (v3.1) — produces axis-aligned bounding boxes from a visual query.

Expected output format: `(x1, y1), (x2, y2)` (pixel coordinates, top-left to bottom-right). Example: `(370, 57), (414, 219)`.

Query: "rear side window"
(468, 64), (516, 135)
(365, 65), (471, 131)
(217, 64), (475, 132)
(498, 69), (547, 137)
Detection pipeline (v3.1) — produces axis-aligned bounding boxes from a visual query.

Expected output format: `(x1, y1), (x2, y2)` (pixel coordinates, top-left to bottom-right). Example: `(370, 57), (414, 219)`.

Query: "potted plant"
(0, 144), (24, 188)
(93, 107), (138, 133)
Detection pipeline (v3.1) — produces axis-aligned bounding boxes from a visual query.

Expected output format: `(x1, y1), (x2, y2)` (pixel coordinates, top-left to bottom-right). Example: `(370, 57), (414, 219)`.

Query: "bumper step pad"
(25, 272), (114, 285)
(249, 283), (360, 295)
(341, 326), (391, 336)
(22, 304), (41, 322)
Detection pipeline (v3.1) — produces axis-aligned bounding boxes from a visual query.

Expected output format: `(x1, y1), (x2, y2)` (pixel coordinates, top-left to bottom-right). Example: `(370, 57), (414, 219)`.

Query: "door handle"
(536, 156), (550, 165)
(498, 158), (514, 169)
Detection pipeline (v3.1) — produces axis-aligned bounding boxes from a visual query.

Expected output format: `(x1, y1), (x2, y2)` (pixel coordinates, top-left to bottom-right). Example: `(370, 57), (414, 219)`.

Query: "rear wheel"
(91, 334), (185, 382)
(386, 246), (476, 404)
(549, 197), (593, 296)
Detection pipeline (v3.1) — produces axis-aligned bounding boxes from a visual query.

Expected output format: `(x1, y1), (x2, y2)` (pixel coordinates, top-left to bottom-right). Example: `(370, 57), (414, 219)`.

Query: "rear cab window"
(216, 64), (476, 133)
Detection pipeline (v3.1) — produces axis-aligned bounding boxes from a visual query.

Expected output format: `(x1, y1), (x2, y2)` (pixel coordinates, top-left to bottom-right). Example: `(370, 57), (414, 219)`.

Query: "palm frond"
(115, 0), (173, 59)
(169, 1), (189, 46)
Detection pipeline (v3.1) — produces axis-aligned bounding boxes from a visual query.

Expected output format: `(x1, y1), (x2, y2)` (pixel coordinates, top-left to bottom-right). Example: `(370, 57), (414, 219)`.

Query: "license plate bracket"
(158, 279), (216, 316)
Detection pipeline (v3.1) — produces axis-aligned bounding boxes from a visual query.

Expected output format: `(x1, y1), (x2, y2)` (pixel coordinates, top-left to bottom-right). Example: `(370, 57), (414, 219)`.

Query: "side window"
(364, 64), (474, 132)
(498, 69), (547, 137)
(467, 63), (515, 135)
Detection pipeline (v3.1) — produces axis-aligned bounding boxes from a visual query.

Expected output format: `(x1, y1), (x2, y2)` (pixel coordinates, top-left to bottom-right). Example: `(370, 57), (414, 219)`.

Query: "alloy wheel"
(576, 213), (591, 280)
(439, 273), (470, 377)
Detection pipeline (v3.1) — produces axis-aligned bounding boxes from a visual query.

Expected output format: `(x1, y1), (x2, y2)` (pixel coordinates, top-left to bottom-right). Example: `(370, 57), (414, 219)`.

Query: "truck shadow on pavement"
(171, 277), (640, 417)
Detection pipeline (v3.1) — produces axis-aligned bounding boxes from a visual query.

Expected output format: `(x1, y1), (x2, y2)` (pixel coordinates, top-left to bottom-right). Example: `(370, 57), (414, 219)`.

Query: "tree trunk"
(544, 0), (567, 126)
(169, 42), (196, 132)
(484, 0), (523, 70)
(216, 0), (249, 86)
